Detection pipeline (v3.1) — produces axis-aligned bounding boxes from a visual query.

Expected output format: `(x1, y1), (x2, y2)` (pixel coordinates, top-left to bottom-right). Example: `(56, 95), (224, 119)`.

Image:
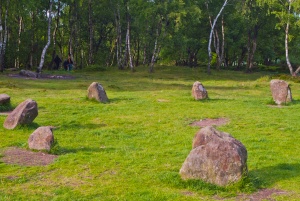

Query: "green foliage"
(83, 65), (108, 72)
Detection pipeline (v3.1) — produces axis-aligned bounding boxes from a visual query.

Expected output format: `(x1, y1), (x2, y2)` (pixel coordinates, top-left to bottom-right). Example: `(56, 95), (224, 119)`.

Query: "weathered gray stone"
(3, 99), (38, 129)
(0, 94), (10, 105)
(270, 79), (292, 105)
(87, 82), (109, 103)
(19, 70), (37, 78)
(180, 126), (248, 186)
(192, 81), (208, 100)
(28, 126), (54, 151)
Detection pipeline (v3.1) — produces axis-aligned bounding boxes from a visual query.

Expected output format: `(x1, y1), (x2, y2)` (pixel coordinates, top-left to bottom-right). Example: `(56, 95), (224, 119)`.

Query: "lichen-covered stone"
(180, 126), (247, 186)
(270, 79), (292, 105)
(3, 99), (38, 129)
(28, 126), (54, 151)
(192, 81), (208, 100)
(87, 82), (109, 103)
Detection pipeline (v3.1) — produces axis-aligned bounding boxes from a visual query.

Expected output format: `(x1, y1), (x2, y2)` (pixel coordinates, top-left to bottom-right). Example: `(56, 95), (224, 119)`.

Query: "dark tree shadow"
(248, 163), (300, 188)
(58, 146), (115, 155)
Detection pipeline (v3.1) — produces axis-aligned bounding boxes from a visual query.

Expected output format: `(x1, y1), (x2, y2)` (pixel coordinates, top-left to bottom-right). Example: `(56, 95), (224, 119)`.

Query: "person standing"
(63, 53), (74, 71)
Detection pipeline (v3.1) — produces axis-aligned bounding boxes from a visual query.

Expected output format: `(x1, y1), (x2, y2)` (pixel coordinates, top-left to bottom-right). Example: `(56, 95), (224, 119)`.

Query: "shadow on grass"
(58, 146), (116, 155)
(58, 122), (107, 130)
(108, 97), (137, 103)
(290, 100), (300, 105)
(249, 163), (300, 188)
(158, 171), (255, 197)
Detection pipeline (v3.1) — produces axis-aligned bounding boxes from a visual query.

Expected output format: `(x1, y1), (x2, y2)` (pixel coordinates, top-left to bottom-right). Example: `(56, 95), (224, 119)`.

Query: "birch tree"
(207, 0), (229, 74)
(0, 0), (9, 72)
(258, 0), (300, 75)
(37, 0), (53, 76)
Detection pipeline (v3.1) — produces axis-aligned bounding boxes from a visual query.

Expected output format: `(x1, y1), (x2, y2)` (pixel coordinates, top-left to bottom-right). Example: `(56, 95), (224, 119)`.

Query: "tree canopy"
(0, 0), (300, 74)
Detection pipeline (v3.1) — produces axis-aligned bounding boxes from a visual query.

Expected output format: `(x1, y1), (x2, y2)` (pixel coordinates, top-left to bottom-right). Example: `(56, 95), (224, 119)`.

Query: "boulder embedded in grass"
(87, 82), (109, 103)
(0, 94), (10, 105)
(3, 99), (38, 129)
(192, 81), (208, 100)
(270, 79), (292, 105)
(28, 126), (55, 151)
(180, 126), (248, 186)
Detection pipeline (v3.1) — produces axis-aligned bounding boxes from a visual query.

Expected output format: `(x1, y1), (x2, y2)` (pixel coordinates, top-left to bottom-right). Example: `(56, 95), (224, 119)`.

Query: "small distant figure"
(63, 53), (73, 71)
(54, 55), (62, 70)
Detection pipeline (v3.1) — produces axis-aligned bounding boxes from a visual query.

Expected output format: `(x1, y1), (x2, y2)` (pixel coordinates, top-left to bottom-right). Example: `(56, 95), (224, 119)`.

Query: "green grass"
(0, 66), (300, 200)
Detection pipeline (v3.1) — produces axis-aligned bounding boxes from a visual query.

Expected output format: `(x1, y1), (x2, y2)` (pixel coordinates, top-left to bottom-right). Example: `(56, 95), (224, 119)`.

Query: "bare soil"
(213, 188), (288, 201)
(234, 188), (288, 201)
(190, 118), (229, 127)
(8, 73), (75, 80)
(1, 147), (58, 166)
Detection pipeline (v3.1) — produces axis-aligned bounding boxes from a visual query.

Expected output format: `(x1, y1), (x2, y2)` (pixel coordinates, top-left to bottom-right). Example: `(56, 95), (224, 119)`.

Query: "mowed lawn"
(1, 66), (300, 200)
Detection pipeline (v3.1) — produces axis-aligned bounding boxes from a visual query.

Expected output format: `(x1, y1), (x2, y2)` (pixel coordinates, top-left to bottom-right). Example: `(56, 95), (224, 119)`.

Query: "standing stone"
(270, 79), (292, 105)
(192, 81), (208, 100)
(180, 126), (248, 186)
(3, 99), (38, 129)
(0, 94), (10, 105)
(28, 126), (54, 151)
(87, 82), (109, 103)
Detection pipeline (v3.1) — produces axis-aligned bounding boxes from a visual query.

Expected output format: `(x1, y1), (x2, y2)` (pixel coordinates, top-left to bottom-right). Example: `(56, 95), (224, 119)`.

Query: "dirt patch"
(236, 188), (288, 200)
(1, 147), (58, 166)
(8, 73), (75, 80)
(190, 118), (229, 127)
(214, 188), (288, 201)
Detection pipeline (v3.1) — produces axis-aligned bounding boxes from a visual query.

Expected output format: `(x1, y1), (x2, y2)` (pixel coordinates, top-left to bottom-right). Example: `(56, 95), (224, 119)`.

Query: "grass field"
(1, 65), (300, 200)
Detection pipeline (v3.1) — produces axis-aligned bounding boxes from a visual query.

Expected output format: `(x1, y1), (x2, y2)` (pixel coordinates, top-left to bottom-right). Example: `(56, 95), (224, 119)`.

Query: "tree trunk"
(220, 15), (225, 68)
(88, 0), (94, 65)
(247, 25), (258, 71)
(48, 0), (61, 70)
(207, 0), (229, 74)
(237, 47), (247, 69)
(135, 36), (140, 67)
(125, 4), (134, 71)
(285, 2), (293, 75)
(37, 0), (53, 76)
(15, 16), (23, 68)
(29, 10), (36, 69)
(0, 0), (9, 72)
(115, 5), (124, 70)
(149, 29), (159, 73)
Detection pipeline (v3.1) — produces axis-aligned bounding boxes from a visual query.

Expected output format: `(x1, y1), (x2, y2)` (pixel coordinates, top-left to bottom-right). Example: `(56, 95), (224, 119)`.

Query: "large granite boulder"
(3, 99), (38, 129)
(180, 126), (248, 186)
(0, 94), (10, 105)
(28, 126), (55, 151)
(87, 82), (109, 103)
(192, 81), (208, 100)
(270, 79), (292, 105)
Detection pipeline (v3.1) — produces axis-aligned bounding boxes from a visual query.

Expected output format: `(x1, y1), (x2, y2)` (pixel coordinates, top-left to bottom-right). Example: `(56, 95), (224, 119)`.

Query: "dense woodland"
(0, 0), (300, 74)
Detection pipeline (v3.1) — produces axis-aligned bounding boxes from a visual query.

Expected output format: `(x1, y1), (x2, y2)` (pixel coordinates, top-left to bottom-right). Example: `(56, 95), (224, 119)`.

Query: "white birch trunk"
(126, 4), (134, 71)
(149, 29), (159, 73)
(37, 0), (53, 75)
(16, 17), (23, 68)
(285, 2), (294, 75)
(207, 0), (228, 74)
(221, 15), (225, 67)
